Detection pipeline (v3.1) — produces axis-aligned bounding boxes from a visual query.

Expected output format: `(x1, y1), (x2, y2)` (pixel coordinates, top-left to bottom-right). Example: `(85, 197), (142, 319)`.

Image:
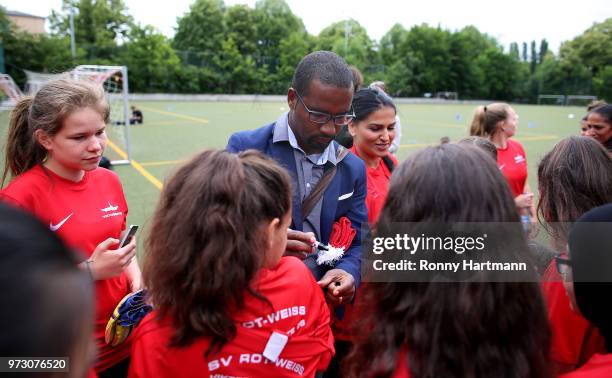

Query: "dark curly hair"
(143, 149), (292, 356)
(345, 144), (552, 378)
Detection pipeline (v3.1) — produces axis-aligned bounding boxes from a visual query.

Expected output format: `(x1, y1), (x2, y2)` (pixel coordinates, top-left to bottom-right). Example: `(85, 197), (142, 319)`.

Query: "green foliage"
(118, 25), (181, 92)
(50, 0), (132, 60)
(0, 3), (608, 100)
(173, 0), (225, 56)
(593, 66), (612, 101)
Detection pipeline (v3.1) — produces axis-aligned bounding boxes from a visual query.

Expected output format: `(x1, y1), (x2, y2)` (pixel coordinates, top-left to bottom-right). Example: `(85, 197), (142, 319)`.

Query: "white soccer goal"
(72, 65), (132, 165)
(24, 66), (132, 165)
(537, 94), (565, 105)
(565, 95), (598, 107)
(0, 74), (24, 109)
(435, 91), (458, 100)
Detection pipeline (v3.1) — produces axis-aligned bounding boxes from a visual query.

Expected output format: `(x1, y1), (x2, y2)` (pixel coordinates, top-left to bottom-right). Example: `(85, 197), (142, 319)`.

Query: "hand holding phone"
(119, 225), (139, 248)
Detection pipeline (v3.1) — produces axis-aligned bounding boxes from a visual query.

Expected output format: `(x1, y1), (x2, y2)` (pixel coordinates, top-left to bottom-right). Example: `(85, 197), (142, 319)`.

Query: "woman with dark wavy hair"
(344, 143), (552, 378)
(537, 136), (612, 374)
(129, 150), (334, 378)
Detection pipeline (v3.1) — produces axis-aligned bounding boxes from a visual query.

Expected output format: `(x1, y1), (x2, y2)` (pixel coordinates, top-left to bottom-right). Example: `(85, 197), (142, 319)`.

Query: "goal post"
(537, 94), (565, 105)
(0, 74), (23, 109)
(72, 65), (132, 165)
(565, 95), (598, 107)
(435, 91), (458, 100)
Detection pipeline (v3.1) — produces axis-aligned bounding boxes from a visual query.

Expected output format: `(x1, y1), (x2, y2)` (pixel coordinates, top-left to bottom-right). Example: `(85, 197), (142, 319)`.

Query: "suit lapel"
(269, 140), (303, 230)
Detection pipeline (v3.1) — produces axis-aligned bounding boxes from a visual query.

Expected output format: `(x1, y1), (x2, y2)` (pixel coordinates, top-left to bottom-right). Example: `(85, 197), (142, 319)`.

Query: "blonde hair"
(469, 103), (511, 137)
(2, 78), (109, 186)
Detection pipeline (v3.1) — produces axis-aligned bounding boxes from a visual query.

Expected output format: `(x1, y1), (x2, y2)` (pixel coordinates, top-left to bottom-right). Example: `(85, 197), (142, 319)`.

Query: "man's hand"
(285, 229), (315, 260)
(317, 269), (355, 306)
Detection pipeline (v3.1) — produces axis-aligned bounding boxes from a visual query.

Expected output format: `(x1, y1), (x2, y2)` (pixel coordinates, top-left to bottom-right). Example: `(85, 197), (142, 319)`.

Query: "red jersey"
(541, 263), (605, 368)
(334, 149), (396, 341)
(497, 139), (527, 197)
(0, 165), (132, 372)
(560, 354), (612, 378)
(128, 257), (334, 378)
(349, 147), (396, 225)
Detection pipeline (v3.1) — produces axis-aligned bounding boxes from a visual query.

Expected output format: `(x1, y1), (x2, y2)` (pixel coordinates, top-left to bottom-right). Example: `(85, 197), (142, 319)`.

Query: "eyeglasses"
(554, 254), (572, 278)
(294, 90), (355, 126)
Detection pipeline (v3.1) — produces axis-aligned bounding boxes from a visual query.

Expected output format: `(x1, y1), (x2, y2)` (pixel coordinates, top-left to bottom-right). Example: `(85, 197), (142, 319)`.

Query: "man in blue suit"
(227, 51), (368, 308)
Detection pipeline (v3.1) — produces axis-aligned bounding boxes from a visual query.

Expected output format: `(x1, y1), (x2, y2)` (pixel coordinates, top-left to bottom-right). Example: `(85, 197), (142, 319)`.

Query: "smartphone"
(119, 225), (139, 248)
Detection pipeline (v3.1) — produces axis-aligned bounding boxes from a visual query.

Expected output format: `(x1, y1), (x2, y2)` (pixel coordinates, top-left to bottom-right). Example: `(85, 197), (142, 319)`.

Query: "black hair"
(352, 88), (396, 122)
(291, 51), (353, 96)
(589, 104), (612, 124)
(0, 203), (93, 375)
(345, 144), (551, 378)
(568, 203), (612, 352)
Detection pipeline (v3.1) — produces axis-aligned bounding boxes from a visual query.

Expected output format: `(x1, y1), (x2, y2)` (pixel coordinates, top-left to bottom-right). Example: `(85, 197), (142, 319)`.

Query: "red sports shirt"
(541, 263), (605, 369)
(497, 139), (528, 197)
(349, 147), (396, 225)
(128, 257), (334, 378)
(0, 165), (132, 372)
(560, 354), (612, 378)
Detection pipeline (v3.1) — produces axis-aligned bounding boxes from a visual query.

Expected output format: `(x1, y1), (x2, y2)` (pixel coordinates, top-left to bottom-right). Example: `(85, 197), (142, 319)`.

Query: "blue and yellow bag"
(105, 289), (152, 346)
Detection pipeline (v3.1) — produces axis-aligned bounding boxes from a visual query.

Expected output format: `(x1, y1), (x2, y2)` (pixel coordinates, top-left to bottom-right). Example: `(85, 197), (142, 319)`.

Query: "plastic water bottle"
(520, 212), (530, 233)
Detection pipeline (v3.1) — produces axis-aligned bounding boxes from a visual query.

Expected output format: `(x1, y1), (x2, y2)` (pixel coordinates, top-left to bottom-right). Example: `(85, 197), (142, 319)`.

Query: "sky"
(1, 0), (610, 54)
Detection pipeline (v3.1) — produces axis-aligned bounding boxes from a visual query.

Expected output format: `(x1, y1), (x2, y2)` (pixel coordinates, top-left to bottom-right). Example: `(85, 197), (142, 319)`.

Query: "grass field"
(0, 101), (585, 254)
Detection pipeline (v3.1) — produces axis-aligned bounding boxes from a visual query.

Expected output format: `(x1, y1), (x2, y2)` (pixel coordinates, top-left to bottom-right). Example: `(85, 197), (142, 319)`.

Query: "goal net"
(537, 94), (565, 105)
(435, 91), (458, 100)
(0, 74), (24, 109)
(565, 95), (598, 107)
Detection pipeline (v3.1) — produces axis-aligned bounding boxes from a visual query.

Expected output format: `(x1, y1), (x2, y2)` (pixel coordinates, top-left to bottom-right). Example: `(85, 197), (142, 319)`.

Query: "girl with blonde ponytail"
(1, 78), (141, 377)
(469, 103), (535, 218)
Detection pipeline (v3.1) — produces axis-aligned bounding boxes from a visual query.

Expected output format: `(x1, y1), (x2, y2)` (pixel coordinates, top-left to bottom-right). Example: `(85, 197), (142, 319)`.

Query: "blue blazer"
(227, 122), (368, 287)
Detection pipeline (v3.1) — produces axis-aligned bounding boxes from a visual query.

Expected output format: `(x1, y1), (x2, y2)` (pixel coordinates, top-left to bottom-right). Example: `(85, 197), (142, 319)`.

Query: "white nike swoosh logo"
(50, 213), (73, 231)
(499, 164), (505, 170)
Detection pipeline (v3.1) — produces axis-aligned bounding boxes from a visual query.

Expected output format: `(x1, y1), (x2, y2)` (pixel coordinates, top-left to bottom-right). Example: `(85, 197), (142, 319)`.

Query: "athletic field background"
(0, 101), (585, 257)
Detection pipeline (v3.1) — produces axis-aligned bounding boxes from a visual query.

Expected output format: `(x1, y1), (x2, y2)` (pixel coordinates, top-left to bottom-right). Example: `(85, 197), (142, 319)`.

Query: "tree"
(315, 19), (375, 71)
(253, 0), (305, 74)
(173, 0), (225, 61)
(449, 26), (497, 98)
(118, 25), (182, 92)
(273, 31), (315, 93)
(538, 39), (548, 64)
(522, 42), (528, 62)
(530, 40), (537, 73)
(49, 0), (133, 60)
(509, 42), (520, 60)
(593, 66), (612, 101)
(225, 4), (258, 56)
(402, 24), (453, 95)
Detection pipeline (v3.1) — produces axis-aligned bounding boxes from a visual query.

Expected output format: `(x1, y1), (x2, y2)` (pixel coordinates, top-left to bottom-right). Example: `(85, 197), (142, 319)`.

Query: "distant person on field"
(585, 104), (612, 153)
(130, 106), (143, 125)
(559, 204), (612, 377)
(469, 103), (535, 220)
(369, 81), (402, 154)
(129, 150), (334, 377)
(0, 203), (94, 378)
(226, 51), (367, 311)
(335, 66), (363, 149)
